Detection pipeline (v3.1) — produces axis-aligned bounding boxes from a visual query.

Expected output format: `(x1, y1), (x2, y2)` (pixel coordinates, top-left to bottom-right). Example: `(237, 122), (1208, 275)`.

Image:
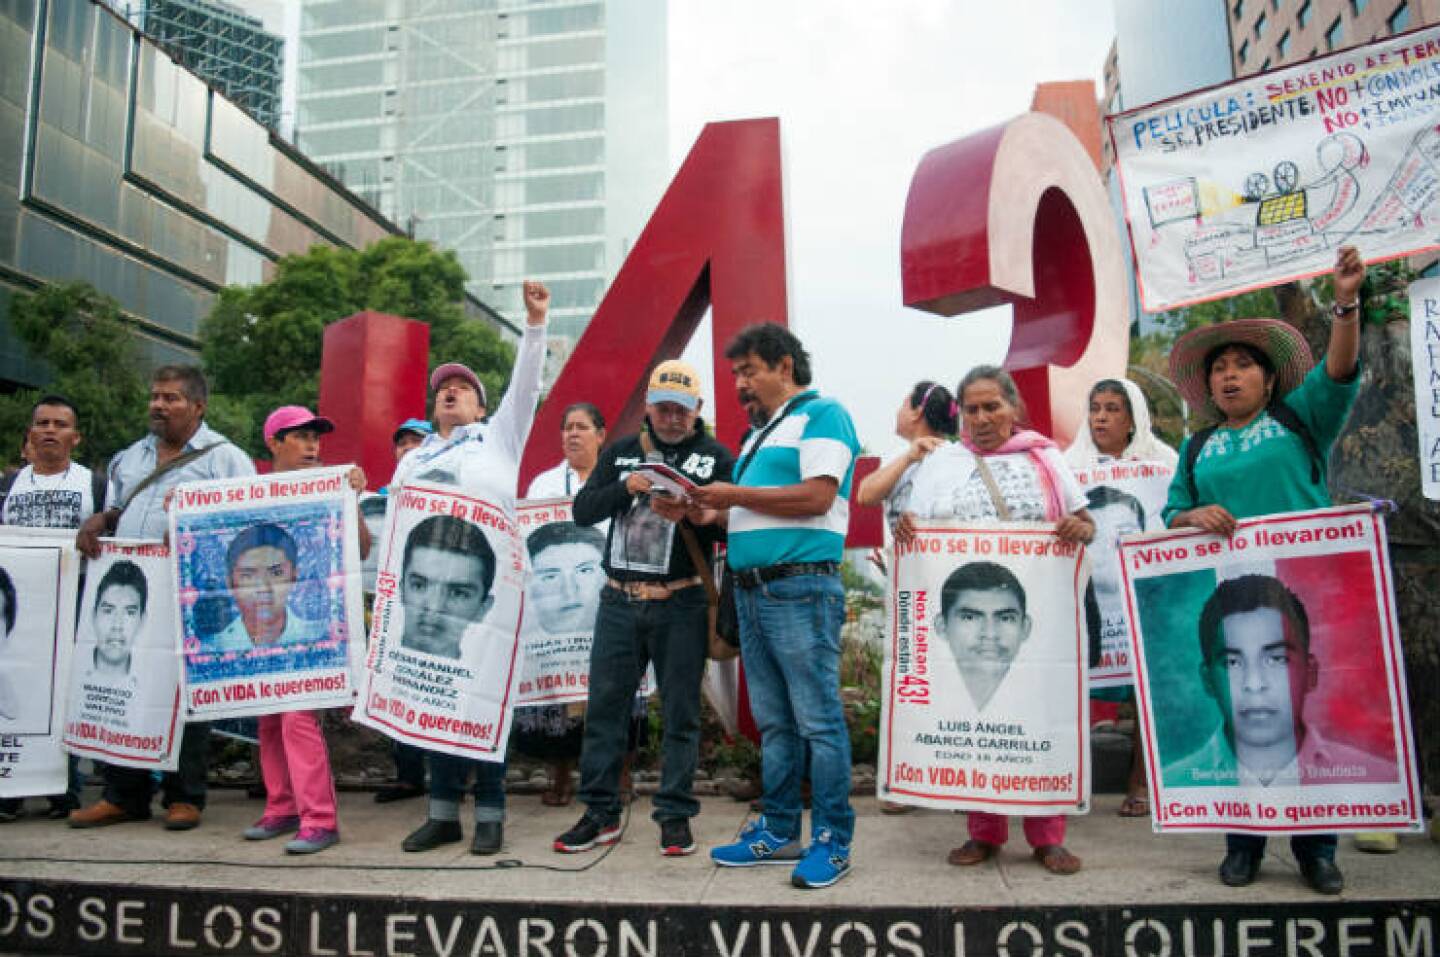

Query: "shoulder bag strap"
(90, 466), (109, 512)
(733, 393), (815, 483)
(118, 442), (225, 515)
(640, 426), (720, 602)
(972, 455), (1014, 521)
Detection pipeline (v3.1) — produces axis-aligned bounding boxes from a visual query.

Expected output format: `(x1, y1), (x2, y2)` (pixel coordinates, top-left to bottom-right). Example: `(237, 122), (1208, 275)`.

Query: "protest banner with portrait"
(878, 522), (1090, 814)
(62, 541), (181, 770)
(1122, 504), (1422, 834)
(1109, 24), (1440, 312)
(1073, 460), (1174, 688)
(1410, 278), (1440, 501)
(352, 482), (526, 762)
(514, 498), (605, 706)
(0, 529), (78, 798)
(169, 467), (365, 720)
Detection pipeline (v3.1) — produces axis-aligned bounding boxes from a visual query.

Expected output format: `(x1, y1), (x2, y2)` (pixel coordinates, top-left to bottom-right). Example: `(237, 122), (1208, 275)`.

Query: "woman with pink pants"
(240, 406), (371, 854)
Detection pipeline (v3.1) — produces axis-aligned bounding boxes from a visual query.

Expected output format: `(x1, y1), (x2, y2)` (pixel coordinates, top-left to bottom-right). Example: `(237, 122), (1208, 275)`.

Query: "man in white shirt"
(210, 523), (327, 653)
(392, 281), (549, 857)
(71, 366), (255, 833)
(0, 395), (102, 823)
(938, 562), (1032, 712)
(0, 396), (103, 529)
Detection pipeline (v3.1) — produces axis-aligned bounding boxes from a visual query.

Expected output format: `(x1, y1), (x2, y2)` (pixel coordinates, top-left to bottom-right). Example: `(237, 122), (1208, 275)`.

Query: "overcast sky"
(252, 1), (1116, 453)
(668, 2), (1116, 453)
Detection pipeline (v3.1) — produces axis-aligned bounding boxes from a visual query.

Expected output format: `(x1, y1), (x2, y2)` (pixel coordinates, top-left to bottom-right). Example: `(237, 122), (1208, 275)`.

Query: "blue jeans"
(578, 584), (708, 824)
(428, 753), (506, 823)
(1226, 832), (1337, 862)
(736, 572), (853, 845)
(393, 741), (426, 790)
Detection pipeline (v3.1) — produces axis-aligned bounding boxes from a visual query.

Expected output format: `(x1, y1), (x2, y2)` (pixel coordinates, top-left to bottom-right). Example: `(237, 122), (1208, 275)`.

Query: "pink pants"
(259, 711), (337, 831)
(968, 811), (1065, 848)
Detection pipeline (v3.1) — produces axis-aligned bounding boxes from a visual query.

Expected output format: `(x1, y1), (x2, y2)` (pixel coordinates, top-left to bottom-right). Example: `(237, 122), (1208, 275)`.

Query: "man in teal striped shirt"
(692, 323), (860, 889)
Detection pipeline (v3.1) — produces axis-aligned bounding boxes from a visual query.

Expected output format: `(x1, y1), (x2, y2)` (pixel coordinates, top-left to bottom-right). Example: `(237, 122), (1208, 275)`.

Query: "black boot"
(402, 818), (462, 852)
(471, 821), (503, 855)
(1219, 848), (1261, 887)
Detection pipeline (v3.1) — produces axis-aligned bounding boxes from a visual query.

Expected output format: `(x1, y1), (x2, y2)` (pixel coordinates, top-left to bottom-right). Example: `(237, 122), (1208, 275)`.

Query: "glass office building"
(297, 0), (667, 344)
(0, 0), (513, 390)
(131, 0), (285, 131)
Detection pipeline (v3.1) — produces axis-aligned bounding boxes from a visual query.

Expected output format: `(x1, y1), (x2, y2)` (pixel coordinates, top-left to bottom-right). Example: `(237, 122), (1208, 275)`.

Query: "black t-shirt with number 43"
(573, 418), (734, 582)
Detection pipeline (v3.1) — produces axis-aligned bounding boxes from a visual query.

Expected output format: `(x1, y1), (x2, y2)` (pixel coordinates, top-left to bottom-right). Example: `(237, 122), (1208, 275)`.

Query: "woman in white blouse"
(516, 403), (608, 804)
(857, 380), (958, 521)
(1066, 379), (1178, 820)
(900, 365), (1094, 875)
(527, 403), (607, 499)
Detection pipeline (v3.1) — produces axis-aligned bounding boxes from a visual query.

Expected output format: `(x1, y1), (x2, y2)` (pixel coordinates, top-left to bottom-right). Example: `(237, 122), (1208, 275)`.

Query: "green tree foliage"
(200, 237), (515, 456)
(0, 282), (148, 469)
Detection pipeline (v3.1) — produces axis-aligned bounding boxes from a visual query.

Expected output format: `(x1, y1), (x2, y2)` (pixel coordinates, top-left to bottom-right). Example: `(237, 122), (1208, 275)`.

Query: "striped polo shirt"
(727, 390), (860, 572)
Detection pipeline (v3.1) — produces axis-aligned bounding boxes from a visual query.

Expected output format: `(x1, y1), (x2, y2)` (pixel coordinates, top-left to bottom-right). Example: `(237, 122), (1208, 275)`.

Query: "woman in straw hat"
(1162, 244), (1365, 896)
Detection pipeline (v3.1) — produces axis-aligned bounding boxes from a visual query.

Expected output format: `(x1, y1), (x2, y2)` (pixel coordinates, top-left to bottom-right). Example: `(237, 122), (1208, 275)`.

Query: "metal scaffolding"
(126, 0), (283, 130)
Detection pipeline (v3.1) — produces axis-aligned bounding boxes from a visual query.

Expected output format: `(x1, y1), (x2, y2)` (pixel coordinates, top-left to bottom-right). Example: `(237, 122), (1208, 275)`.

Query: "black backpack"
(1184, 401), (1323, 503)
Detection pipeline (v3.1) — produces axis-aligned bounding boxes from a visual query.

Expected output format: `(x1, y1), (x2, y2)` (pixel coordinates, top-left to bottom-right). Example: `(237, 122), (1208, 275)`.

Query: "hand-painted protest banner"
(353, 482), (525, 761)
(514, 498), (605, 705)
(170, 467), (365, 720)
(1073, 461), (1174, 688)
(1122, 504), (1421, 834)
(62, 541), (181, 770)
(1109, 25), (1440, 312)
(0, 529), (78, 798)
(879, 523), (1090, 814)
(1411, 278), (1440, 500)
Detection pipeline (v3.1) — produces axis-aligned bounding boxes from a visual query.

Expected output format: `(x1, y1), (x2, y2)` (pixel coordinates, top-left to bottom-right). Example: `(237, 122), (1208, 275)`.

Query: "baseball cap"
(429, 363), (488, 406)
(264, 406), (335, 442)
(646, 360), (701, 410)
(392, 418), (434, 444)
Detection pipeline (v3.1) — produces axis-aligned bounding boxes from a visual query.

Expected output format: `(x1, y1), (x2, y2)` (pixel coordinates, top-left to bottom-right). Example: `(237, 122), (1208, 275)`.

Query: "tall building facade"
(1230, 0), (1440, 77)
(0, 0), (512, 390)
(296, 0), (667, 344)
(1104, 0), (1237, 333)
(126, 0), (285, 130)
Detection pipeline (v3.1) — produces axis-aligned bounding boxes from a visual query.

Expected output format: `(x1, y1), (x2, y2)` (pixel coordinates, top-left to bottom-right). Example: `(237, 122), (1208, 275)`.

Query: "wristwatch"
(1331, 300), (1359, 318)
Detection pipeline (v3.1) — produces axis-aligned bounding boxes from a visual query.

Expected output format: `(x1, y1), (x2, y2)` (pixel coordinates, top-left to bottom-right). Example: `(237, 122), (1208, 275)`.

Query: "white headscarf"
(1064, 378), (1179, 468)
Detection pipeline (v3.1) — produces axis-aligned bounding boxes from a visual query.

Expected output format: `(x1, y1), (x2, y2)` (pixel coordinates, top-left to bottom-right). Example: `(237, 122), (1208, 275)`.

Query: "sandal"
(1117, 793), (1149, 818)
(1033, 844), (1082, 875)
(947, 839), (998, 866)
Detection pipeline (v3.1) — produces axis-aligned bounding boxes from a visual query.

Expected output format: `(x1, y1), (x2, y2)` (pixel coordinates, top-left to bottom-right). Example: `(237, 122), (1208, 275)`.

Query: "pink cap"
(263, 406), (335, 442)
(429, 363), (487, 406)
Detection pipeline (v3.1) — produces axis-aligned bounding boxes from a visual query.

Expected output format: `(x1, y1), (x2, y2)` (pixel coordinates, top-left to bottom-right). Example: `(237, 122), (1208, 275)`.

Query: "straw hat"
(1168, 318), (1314, 410)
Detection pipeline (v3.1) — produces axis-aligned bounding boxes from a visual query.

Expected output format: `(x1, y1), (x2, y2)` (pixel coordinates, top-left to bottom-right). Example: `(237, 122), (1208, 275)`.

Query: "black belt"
(733, 561), (840, 589)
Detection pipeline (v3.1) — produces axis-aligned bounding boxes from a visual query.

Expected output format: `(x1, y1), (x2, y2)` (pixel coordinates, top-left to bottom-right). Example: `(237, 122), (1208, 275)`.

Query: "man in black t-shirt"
(553, 361), (733, 858)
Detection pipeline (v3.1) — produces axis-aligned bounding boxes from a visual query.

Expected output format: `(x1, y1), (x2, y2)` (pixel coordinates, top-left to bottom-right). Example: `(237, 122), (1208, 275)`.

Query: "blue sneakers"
(710, 817), (803, 867)
(791, 829), (852, 889)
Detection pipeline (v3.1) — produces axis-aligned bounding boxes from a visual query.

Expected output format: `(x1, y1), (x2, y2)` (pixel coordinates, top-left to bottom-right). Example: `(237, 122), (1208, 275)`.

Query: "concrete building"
(296, 0), (667, 345)
(0, 0), (512, 390)
(1230, 0), (1440, 76)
